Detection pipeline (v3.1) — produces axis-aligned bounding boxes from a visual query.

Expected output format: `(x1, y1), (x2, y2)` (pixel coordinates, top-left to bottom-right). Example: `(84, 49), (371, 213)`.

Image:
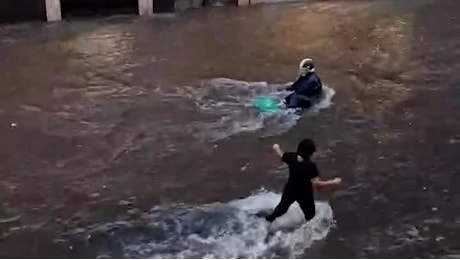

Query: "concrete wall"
(139, 0), (153, 16)
(237, 0), (250, 5)
(0, 0), (151, 23)
(0, 0), (280, 24)
(0, 0), (46, 23)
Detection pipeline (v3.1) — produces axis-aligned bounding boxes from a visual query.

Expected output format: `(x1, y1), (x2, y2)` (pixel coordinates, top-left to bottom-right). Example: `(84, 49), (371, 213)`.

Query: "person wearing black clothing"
(265, 139), (342, 222)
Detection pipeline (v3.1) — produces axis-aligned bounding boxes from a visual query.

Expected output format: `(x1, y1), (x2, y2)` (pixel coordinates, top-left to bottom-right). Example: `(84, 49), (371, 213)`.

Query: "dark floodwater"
(0, 0), (459, 258)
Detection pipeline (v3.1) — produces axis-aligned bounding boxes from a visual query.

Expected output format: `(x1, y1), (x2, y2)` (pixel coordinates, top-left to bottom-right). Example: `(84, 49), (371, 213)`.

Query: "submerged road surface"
(0, 0), (459, 258)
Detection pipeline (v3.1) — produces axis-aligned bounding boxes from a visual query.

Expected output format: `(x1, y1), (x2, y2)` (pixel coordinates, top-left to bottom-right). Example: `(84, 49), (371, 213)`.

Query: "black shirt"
(282, 152), (319, 192)
(290, 72), (323, 97)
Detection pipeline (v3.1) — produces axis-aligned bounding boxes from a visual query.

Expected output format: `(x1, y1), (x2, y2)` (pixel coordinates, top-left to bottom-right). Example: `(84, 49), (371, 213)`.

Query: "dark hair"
(297, 139), (316, 159)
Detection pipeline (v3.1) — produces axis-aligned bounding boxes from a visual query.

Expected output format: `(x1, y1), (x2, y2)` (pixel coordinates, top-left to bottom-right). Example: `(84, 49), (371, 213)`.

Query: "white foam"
(76, 190), (335, 258)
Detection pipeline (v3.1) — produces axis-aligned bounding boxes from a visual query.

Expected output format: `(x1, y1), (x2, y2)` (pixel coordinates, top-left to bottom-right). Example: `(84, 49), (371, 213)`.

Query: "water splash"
(63, 191), (334, 258)
(166, 78), (335, 141)
(64, 190), (335, 258)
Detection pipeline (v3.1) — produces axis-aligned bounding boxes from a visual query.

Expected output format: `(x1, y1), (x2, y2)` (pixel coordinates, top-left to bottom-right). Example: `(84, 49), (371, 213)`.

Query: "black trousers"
(284, 89), (323, 109)
(284, 93), (312, 109)
(266, 186), (315, 222)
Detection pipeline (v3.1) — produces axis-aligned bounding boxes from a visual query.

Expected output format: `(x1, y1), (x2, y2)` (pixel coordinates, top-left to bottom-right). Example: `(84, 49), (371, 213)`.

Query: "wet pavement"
(0, 0), (459, 258)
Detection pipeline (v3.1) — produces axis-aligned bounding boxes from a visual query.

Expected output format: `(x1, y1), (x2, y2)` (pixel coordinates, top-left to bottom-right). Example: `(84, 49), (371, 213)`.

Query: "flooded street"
(1, 0), (459, 258)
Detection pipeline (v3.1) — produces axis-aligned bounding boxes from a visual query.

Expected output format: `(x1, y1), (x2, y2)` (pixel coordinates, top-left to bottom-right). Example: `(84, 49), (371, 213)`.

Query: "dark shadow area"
(0, 0), (46, 24)
(154, 0), (176, 13)
(61, 0), (138, 18)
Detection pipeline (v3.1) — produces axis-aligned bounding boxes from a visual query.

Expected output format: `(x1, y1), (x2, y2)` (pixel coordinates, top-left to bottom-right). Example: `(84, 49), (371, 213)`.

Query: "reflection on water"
(63, 26), (134, 67)
(0, 0), (459, 258)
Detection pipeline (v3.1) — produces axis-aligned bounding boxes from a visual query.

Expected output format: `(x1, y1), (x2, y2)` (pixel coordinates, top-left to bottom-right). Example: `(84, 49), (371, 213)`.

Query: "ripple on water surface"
(164, 78), (335, 141)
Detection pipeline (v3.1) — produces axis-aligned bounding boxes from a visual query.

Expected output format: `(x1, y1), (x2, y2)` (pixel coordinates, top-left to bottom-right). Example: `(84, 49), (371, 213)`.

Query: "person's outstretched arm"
(272, 144), (284, 158)
(312, 177), (342, 188)
(286, 77), (301, 91)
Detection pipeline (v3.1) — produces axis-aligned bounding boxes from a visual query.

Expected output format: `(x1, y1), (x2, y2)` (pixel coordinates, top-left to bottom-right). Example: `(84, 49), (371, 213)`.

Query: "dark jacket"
(287, 72), (323, 97)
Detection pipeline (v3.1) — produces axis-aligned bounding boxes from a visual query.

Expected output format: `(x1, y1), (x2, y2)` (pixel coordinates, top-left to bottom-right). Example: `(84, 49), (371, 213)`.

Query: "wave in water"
(64, 190), (335, 258)
(165, 78), (335, 141)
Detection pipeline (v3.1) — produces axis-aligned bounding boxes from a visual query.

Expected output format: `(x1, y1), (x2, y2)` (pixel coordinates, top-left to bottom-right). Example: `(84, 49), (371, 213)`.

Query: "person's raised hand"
(333, 177), (342, 185)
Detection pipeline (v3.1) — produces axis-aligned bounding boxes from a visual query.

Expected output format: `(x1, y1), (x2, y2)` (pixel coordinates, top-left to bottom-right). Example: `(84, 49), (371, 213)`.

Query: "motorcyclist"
(284, 58), (323, 109)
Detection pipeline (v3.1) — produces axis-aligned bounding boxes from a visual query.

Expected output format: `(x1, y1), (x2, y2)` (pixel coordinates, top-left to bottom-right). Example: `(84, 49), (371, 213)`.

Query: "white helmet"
(298, 58), (315, 76)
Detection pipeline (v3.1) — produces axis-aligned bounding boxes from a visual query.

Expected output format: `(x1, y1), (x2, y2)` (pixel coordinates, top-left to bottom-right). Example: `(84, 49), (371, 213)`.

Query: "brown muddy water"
(0, 0), (459, 258)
